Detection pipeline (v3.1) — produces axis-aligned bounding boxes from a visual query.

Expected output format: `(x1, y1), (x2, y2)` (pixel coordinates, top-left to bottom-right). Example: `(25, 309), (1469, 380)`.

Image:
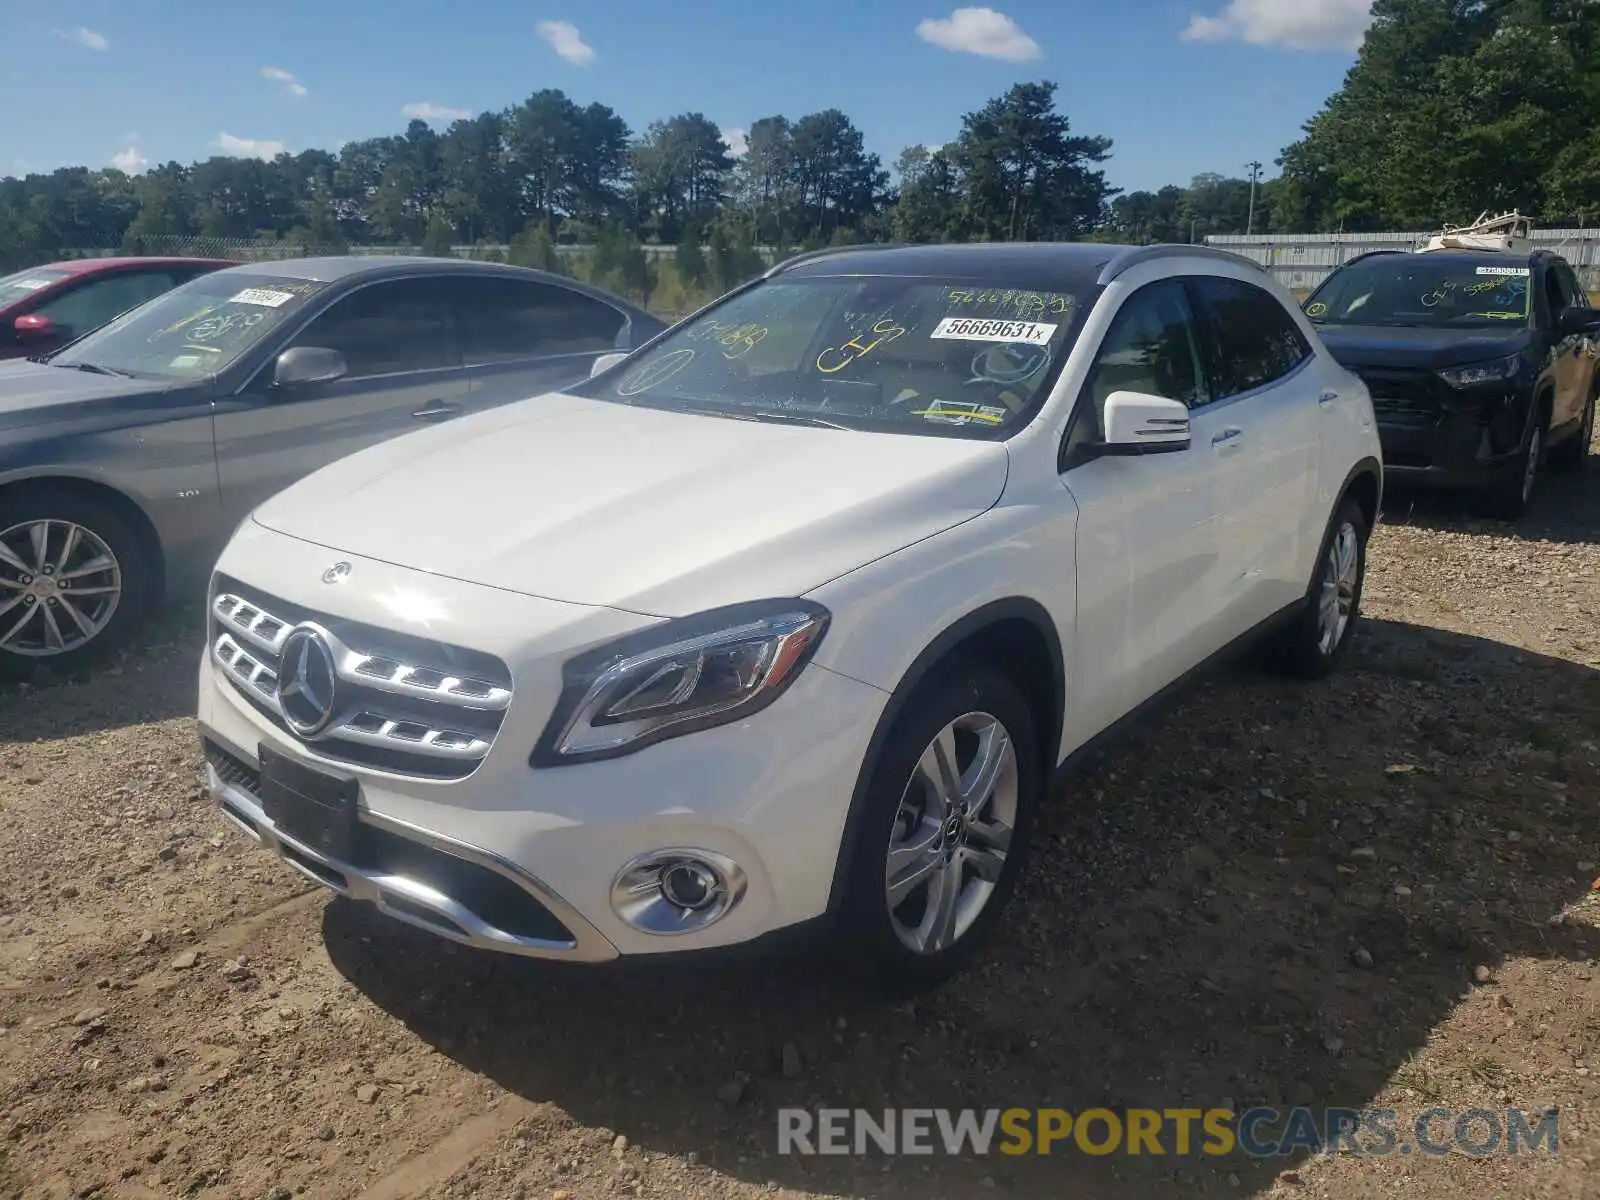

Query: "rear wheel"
(835, 663), (1041, 996)
(0, 490), (154, 680)
(1266, 496), (1369, 681)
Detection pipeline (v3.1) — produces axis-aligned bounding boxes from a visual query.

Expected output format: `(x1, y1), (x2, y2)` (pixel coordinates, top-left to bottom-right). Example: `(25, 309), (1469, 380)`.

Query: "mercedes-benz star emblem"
(322, 561), (352, 585)
(276, 627), (339, 737)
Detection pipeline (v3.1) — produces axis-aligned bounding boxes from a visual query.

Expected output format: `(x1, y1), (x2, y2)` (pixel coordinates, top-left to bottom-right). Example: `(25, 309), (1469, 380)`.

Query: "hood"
(252, 393), (1010, 616)
(1315, 324), (1533, 371)
(0, 358), (174, 432)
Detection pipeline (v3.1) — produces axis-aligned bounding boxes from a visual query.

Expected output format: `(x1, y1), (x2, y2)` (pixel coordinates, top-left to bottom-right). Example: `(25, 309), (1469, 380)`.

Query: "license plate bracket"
(257, 744), (359, 863)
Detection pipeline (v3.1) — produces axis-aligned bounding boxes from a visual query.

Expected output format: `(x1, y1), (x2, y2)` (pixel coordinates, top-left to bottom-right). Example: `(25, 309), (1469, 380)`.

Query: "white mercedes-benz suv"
(197, 242), (1381, 992)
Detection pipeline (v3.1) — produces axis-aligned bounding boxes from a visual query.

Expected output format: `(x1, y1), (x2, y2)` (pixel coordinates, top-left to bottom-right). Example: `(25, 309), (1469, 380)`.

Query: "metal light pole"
(1246, 160), (1263, 236)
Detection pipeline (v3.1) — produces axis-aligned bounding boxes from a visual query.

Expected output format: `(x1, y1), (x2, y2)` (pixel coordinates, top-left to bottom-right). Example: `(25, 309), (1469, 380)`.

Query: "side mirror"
(273, 345), (347, 388)
(590, 350), (629, 379)
(1559, 308), (1597, 336)
(14, 314), (57, 341)
(1100, 391), (1191, 454)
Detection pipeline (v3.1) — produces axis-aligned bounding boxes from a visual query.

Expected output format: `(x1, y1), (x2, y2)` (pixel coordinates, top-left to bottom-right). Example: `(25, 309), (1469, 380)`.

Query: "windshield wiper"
(57, 361), (132, 377)
(748, 410), (851, 431)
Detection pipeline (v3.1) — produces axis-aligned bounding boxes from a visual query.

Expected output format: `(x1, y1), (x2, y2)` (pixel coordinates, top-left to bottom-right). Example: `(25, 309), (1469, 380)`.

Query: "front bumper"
(1376, 397), (1526, 491)
(193, 527), (891, 961)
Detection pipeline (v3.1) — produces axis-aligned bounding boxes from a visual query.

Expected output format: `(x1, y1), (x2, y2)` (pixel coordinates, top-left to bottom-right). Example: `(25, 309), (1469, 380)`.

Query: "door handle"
(1319, 391), (1339, 406)
(1212, 427), (1243, 445)
(412, 402), (462, 420)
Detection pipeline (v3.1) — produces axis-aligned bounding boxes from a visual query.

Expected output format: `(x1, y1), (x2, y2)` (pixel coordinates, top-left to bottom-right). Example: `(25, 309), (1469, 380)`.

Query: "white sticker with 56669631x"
(929, 317), (1058, 344)
(1476, 266), (1531, 277)
(229, 288), (297, 307)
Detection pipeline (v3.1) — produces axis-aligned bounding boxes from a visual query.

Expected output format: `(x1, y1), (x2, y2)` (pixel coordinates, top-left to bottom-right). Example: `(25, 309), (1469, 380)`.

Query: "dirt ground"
(2, 456), (1598, 1200)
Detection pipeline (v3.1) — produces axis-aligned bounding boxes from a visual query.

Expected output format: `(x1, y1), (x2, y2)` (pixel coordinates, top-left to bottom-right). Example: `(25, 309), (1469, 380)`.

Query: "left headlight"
(1436, 353), (1522, 389)
(531, 599), (831, 766)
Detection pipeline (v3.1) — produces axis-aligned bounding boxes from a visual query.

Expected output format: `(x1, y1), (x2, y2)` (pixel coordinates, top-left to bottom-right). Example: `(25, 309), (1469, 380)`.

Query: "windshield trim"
(569, 273), (1102, 441)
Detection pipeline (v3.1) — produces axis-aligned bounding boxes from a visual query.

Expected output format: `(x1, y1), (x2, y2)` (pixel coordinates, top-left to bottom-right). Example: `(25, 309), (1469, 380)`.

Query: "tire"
(1549, 386), (1596, 474)
(1480, 403), (1546, 519)
(1267, 496), (1369, 681)
(0, 489), (155, 681)
(834, 662), (1042, 996)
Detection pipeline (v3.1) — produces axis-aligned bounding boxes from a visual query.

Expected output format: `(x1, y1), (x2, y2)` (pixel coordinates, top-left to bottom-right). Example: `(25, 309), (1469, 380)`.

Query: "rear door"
(1545, 260), (1590, 432)
(213, 275), (468, 521)
(1186, 274), (1321, 638)
(453, 274), (631, 409)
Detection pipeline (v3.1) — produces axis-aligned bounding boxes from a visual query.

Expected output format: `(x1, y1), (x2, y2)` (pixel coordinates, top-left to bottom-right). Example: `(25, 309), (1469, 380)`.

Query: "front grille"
(1353, 367), (1451, 427)
(209, 574), (513, 780)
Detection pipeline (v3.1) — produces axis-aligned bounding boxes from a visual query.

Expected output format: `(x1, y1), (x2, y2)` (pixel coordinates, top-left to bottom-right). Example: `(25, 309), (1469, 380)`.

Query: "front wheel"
(0, 490), (154, 681)
(1549, 388), (1595, 473)
(1266, 496), (1369, 681)
(835, 663), (1041, 996)
(1481, 410), (1545, 519)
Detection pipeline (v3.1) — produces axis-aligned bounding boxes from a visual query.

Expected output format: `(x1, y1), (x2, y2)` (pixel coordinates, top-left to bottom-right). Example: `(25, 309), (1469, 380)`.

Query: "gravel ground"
(1, 453), (1597, 1200)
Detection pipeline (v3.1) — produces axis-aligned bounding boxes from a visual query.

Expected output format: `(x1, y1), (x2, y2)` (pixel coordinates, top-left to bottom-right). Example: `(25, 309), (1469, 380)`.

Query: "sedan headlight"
(531, 599), (831, 765)
(1436, 354), (1522, 389)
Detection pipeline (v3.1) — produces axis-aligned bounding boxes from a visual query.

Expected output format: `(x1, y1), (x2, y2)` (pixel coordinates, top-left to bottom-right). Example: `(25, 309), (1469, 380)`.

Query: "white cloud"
(402, 102), (473, 122)
(214, 132), (287, 160)
(55, 26), (109, 51)
(111, 142), (148, 173)
(260, 66), (308, 98)
(537, 20), (595, 66)
(1182, 0), (1373, 51)
(721, 126), (749, 158)
(915, 8), (1041, 61)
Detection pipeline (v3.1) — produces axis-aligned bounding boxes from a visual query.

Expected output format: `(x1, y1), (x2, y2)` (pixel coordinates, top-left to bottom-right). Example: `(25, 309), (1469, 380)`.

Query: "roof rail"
(1097, 242), (1266, 285)
(763, 243), (912, 278)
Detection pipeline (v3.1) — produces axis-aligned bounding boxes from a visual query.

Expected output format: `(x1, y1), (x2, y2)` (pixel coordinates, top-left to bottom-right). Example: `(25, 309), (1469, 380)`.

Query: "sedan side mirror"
(1100, 391), (1191, 455)
(273, 345), (347, 388)
(590, 350), (630, 379)
(14, 314), (58, 341)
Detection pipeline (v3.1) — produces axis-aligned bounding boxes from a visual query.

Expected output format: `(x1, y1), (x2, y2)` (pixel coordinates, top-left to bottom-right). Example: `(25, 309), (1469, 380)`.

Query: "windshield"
(577, 275), (1089, 437)
(1305, 256), (1533, 329)
(49, 272), (330, 378)
(0, 267), (70, 308)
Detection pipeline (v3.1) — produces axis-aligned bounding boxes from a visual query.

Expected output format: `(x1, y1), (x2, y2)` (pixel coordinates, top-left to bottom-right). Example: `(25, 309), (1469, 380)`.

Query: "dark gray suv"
(0, 256), (667, 677)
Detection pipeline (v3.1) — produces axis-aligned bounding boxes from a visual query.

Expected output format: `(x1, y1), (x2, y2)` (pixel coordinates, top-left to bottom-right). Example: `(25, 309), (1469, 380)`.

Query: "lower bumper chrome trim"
(202, 759), (619, 963)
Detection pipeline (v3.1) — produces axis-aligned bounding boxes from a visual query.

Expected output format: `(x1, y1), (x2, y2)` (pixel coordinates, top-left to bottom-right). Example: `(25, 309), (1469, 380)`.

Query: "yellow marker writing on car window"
(816, 318), (905, 374)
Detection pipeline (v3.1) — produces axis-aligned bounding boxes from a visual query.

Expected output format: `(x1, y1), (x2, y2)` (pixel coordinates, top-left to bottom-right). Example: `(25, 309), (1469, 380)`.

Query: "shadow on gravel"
(0, 605), (203, 742)
(1381, 458), (1600, 546)
(327, 616), (1600, 1199)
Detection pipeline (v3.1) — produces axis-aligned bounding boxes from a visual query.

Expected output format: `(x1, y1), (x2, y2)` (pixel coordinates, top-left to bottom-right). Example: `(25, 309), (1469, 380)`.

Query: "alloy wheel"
(0, 520), (123, 657)
(1522, 423), (1542, 504)
(1317, 521), (1360, 657)
(885, 711), (1018, 954)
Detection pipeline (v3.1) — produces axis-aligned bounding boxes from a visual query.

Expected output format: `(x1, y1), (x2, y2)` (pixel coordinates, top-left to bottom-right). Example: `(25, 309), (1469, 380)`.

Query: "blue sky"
(1, 0), (1373, 194)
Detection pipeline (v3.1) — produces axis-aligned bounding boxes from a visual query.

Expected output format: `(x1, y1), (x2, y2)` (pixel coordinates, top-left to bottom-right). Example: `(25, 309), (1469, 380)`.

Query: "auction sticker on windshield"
(1476, 266), (1531, 277)
(930, 318), (1057, 345)
(229, 288), (299, 308)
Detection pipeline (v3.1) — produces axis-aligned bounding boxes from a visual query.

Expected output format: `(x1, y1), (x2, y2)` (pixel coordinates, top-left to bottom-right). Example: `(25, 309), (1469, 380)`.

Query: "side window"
(1189, 276), (1311, 400)
(458, 277), (626, 363)
(290, 278), (459, 378)
(32, 271), (177, 339)
(1063, 279), (1206, 462)
(1557, 263), (1587, 310)
(1543, 264), (1574, 322)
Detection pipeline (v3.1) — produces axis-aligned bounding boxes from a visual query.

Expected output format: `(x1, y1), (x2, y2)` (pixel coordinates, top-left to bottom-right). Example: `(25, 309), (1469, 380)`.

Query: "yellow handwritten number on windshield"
(816, 318), (906, 374)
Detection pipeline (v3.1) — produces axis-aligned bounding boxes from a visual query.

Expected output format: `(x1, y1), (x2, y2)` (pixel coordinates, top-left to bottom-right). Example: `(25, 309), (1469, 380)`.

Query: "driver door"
(213, 275), (469, 521)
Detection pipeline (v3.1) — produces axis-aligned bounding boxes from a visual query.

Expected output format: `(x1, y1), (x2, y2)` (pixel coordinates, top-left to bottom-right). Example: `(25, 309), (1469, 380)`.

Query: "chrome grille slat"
(208, 581), (512, 779)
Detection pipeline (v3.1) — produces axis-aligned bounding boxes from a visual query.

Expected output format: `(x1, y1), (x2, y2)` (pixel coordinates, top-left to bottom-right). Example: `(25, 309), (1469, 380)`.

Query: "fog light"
(610, 848), (747, 935)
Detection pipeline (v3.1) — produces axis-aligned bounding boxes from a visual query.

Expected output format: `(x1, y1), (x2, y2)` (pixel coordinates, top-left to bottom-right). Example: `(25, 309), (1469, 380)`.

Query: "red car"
(0, 257), (239, 360)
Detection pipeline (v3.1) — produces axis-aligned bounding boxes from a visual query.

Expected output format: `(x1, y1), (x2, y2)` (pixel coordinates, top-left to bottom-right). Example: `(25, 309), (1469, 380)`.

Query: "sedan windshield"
(578, 275), (1089, 437)
(0, 267), (70, 308)
(1305, 256), (1533, 329)
(49, 272), (329, 378)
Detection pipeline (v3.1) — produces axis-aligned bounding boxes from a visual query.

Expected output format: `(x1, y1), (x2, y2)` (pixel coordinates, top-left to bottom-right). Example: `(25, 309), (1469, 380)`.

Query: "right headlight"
(530, 599), (831, 766)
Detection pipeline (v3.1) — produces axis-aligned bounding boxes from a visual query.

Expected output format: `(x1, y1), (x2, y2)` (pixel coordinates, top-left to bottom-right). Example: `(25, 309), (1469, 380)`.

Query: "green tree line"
(5, 0), (1600, 290)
